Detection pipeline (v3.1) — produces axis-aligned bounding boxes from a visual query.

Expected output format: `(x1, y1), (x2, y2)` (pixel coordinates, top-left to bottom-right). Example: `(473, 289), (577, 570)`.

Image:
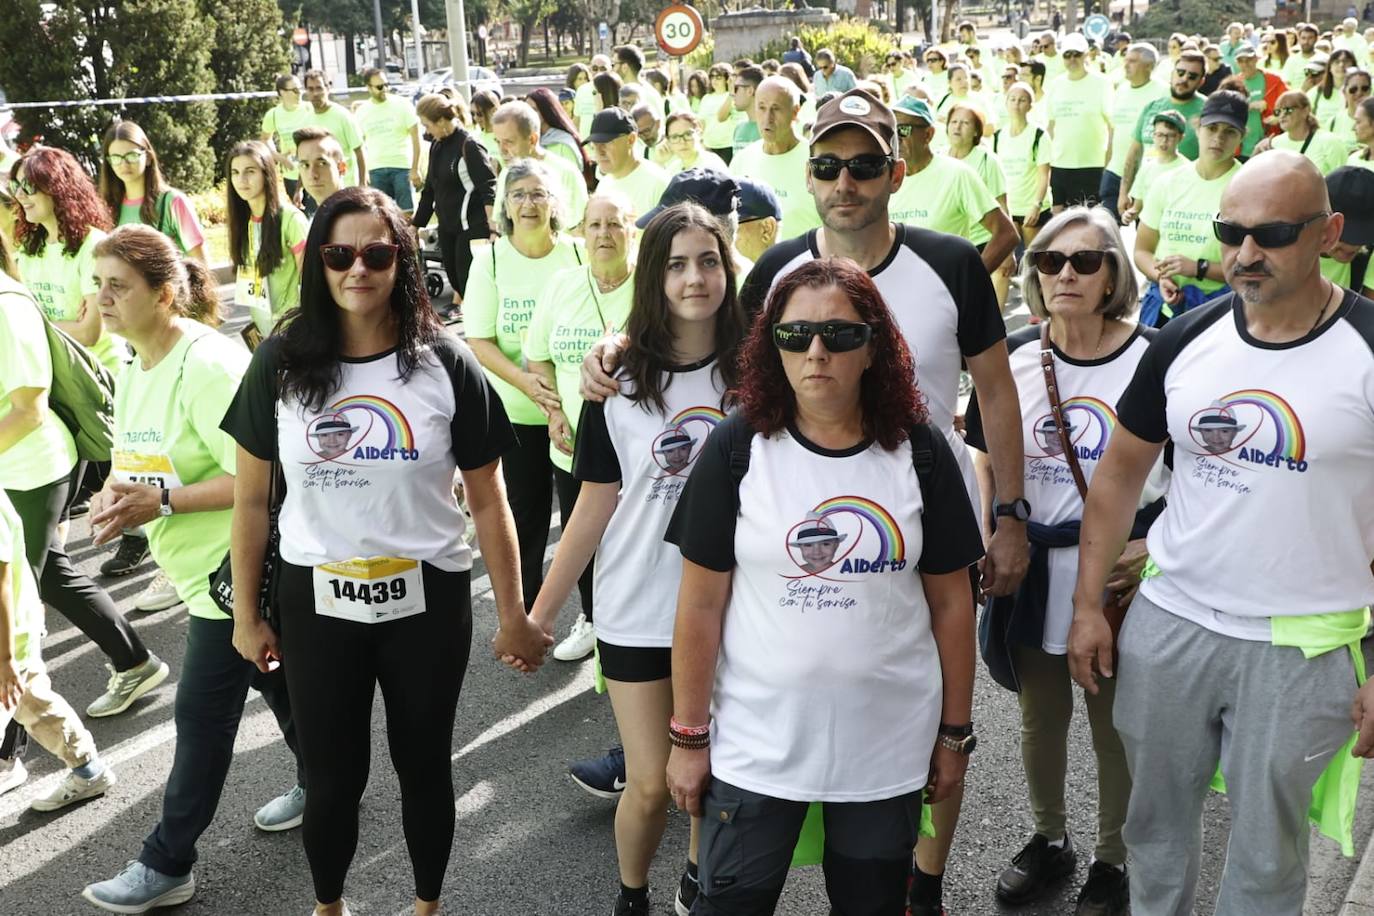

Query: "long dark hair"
(226, 140), (286, 277)
(1323, 49), (1359, 98)
(594, 72), (623, 110)
(524, 87), (588, 168)
(278, 187), (440, 412)
(623, 203), (743, 414)
(13, 147), (113, 257)
(99, 121), (170, 231)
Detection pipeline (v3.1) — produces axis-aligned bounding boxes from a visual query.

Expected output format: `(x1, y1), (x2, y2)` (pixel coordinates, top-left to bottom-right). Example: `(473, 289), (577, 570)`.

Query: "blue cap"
(736, 177), (782, 222)
(557, 87), (576, 103)
(636, 168), (740, 228)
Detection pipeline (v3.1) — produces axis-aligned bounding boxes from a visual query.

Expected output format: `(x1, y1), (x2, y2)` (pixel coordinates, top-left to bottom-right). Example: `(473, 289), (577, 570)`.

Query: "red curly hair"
(737, 258), (926, 450)
(14, 146), (112, 257)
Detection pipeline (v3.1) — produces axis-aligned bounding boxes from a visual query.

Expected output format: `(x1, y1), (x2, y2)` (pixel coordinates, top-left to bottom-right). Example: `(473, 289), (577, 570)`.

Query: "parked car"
(413, 65), (503, 102)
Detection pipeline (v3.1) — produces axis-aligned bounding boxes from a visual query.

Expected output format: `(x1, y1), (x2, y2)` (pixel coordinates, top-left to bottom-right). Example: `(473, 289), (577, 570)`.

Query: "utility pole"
(372, 0), (388, 68)
(445, 0), (473, 99)
(411, 0), (426, 76)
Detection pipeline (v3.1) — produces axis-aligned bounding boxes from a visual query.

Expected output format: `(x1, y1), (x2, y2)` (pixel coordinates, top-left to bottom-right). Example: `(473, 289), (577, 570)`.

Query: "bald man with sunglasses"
(1070, 150), (1374, 916)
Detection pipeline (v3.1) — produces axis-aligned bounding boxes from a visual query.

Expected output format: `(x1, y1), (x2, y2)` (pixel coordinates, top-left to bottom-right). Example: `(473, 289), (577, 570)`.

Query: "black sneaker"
(570, 746), (626, 800)
(996, 832), (1078, 904)
(610, 889), (650, 916)
(1074, 861), (1128, 916)
(675, 868), (699, 916)
(100, 533), (150, 577)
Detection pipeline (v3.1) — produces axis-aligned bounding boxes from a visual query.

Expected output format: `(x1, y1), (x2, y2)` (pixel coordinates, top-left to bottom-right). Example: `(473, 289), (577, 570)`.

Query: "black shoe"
(675, 868), (699, 916)
(67, 499), (90, 518)
(100, 533), (150, 577)
(610, 889), (650, 916)
(1074, 861), (1128, 916)
(996, 832), (1078, 905)
(570, 746), (626, 799)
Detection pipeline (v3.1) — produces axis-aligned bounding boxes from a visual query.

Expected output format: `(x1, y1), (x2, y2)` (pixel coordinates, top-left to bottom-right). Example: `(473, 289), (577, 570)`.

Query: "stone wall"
(709, 7), (839, 63)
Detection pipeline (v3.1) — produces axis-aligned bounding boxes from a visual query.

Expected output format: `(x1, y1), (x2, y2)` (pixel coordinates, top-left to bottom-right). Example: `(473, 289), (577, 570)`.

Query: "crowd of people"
(2, 19), (1374, 916)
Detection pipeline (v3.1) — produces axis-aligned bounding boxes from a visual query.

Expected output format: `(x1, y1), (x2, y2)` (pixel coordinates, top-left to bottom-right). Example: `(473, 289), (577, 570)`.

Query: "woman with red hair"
(664, 257), (982, 914)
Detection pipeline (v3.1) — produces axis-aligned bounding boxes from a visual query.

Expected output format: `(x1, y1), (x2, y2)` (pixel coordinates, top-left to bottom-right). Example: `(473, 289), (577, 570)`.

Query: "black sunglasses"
(320, 242), (400, 271)
(1212, 213), (1328, 248)
(1175, 68), (1204, 81)
(808, 154), (894, 182)
(1030, 250), (1108, 275)
(1063, 51), (1084, 59)
(773, 321), (873, 353)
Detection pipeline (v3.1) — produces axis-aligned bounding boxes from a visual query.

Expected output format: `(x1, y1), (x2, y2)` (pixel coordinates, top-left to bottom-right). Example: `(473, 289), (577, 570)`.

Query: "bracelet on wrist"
(669, 716), (711, 738)
(668, 731), (710, 750)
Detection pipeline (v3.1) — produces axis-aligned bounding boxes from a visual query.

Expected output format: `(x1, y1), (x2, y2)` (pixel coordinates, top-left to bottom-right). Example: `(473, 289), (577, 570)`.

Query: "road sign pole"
(372, 0), (388, 68)
(411, 0), (425, 77)
(445, 0), (473, 99)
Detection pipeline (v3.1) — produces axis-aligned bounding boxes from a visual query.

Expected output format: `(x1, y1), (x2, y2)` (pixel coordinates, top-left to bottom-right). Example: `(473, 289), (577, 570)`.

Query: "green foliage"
(683, 33), (715, 72)
(755, 19), (898, 78)
(1135, 0), (1254, 43)
(201, 0), (291, 176)
(508, 0), (558, 64)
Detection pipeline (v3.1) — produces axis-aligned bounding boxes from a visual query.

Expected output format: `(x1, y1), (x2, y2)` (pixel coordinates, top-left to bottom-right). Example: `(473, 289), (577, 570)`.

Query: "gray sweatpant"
(1113, 593), (1359, 916)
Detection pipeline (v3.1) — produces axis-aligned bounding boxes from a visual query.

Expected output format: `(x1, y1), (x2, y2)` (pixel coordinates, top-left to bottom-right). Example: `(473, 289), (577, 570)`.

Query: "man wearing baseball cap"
(635, 167), (755, 277)
(1044, 32), (1115, 211)
(1321, 165), (1374, 294)
(733, 176), (783, 262)
(583, 107), (669, 223)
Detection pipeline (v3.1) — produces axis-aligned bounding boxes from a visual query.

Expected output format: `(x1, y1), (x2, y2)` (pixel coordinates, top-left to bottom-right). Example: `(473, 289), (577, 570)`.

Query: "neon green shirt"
(1272, 128), (1352, 175)
(993, 123), (1051, 217)
(1309, 87), (1343, 124)
(701, 92), (742, 150)
(730, 138), (822, 241)
(261, 103), (316, 180)
(1321, 254), (1354, 289)
(1108, 79), (1166, 173)
(0, 273), (77, 491)
(1141, 159), (1241, 293)
(575, 82), (600, 137)
(113, 320), (246, 620)
(889, 154), (999, 237)
(1284, 52), (1313, 89)
(1349, 149), (1374, 170)
(307, 103), (364, 186)
(596, 161), (670, 225)
(525, 265), (634, 471)
(1325, 105), (1361, 152)
(0, 490), (42, 669)
(666, 150), (730, 175)
(1133, 155), (1186, 209)
(952, 147), (1006, 245)
(17, 229), (124, 371)
(241, 206), (309, 337)
(463, 235), (586, 425)
(355, 94), (418, 171)
(1134, 95), (1206, 161)
(491, 151), (589, 229)
(1045, 71), (1113, 168)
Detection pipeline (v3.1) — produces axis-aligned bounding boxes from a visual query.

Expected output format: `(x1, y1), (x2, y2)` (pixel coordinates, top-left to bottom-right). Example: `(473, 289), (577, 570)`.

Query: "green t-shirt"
(1309, 87), (1342, 124)
(1107, 79), (1166, 174)
(575, 82), (600, 137)
(0, 490), (42, 669)
(491, 151), (589, 229)
(1045, 72), (1113, 168)
(261, 102), (317, 180)
(954, 146), (1006, 245)
(524, 264), (635, 471)
(994, 123), (1050, 217)
(889, 154), (999, 237)
(667, 150), (730, 175)
(732, 119), (761, 153)
(1141, 159), (1241, 293)
(1350, 149), (1374, 171)
(355, 94), (418, 171)
(1284, 53), (1313, 90)
(1134, 95), (1207, 161)
(1133, 155), (1186, 208)
(463, 235), (586, 425)
(307, 103), (364, 185)
(1240, 71), (1268, 156)
(1272, 128), (1351, 175)
(729, 138), (822, 242)
(0, 274), (77, 491)
(1325, 105), (1361, 152)
(1040, 53), (1065, 82)
(700, 92), (742, 150)
(113, 320), (246, 620)
(241, 206), (309, 336)
(17, 229), (124, 371)
(118, 189), (206, 254)
(596, 162), (670, 225)
(1321, 253), (1354, 290)
(475, 128), (504, 167)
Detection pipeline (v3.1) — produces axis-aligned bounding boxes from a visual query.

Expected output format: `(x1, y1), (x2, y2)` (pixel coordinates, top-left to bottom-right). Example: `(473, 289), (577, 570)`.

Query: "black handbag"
(209, 455), (284, 629)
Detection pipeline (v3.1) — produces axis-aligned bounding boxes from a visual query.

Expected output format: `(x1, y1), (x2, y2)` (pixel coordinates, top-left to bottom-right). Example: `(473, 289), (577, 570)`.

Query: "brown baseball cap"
(810, 89), (896, 155)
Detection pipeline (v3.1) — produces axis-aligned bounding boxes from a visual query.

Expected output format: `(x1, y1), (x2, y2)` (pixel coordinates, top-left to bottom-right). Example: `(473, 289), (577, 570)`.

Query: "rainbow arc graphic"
(812, 496), (905, 563)
(328, 395), (415, 451)
(1218, 389), (1306, 460)
(1061, 396), (1116, 434)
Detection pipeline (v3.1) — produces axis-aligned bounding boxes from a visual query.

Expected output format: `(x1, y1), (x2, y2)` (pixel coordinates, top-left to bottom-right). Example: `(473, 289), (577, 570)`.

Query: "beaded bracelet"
(670, 716), (711, 738)
(669, 731), (710, 750)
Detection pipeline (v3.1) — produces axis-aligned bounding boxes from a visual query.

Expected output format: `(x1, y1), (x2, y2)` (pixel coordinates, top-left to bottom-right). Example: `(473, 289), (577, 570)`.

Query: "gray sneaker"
(82, 861), (195, 913)
(86, 654), (169, 718)
(31, 765), (116, 811)
(254, 784), (305, 832)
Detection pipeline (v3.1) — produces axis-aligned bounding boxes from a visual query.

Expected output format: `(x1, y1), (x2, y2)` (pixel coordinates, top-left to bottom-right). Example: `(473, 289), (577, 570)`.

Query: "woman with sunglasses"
(662, 112), (728, 175)
(260, 74), (315, 206)
(1257, 91), (1351, 175)
(518, 202), (743, 916)
(465, 159), (585, 614)
(224, 187), (546, 916)
(1326, 69), (1371, 151)
(1260, 31), (1290, 77)
(100, 122), (206, 264)
(967, 207), (1166, 915)
(923, 47), (950, 97)
(701, 64), (742, 165)
(946, 103), (1016, 304)
(226, 141), (309, 346)
(663, 256), (981, 915)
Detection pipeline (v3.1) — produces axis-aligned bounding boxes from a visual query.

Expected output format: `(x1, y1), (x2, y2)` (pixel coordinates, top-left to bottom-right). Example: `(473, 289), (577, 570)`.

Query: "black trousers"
(438, 227), (475, 300)
(552, 466), (594, 622)
(277, 561), (473, 903)
(139, 615), (301, 877)
(5, 463), (148, 671)
(504, 423), (554, 611)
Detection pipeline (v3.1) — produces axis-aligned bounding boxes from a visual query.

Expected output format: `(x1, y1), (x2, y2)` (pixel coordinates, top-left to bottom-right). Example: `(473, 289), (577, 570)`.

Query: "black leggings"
(5, 463), (148, 671)
(552, 466), (594, 622)
(438, 227), (475, 300)
(504, 423), (554, 611)
(278, 561), (473, 904)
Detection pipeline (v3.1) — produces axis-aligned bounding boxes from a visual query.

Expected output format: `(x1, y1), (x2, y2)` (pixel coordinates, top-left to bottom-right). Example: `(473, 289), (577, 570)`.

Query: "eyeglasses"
(1063, 51), (1083, 60)
(1212, 213), (1329, 247)
(924, 56), (942, 64)
(667, 132), (695, 142)
(592, 65), (608, 73)
(106, 150), (147, 166)
(896, 123), (920, 137)
(281, 86), (301, 94)
(368, 83), (387, 90)
(1351, 83), (1373, 93)
(808, 154), (894, 182)
(1175, 68), (1204, 81)
(1030, 249), (1108, 275)
(507, 188), (551, 205)
(1152, 129), (1182, 141)
(319, 242), (400, 271)
(772, 320), (873, 353)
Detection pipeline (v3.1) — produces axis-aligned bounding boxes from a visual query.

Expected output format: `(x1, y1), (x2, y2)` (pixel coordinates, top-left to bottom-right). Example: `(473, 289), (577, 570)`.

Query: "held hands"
(666, 744), (712, 816)
(1351, 679), (1374, 757)
(89, 481), (163, 546)
(925, 743), (968, 804)
(0, 656), (22, 711)
(493, 613), (553, 674)
(1067, 605), (1115, 694)
(231, 616), (281, 674)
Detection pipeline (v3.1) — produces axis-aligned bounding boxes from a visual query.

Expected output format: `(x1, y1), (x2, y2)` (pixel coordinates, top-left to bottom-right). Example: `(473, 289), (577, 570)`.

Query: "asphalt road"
(0, 294), (1369, 916)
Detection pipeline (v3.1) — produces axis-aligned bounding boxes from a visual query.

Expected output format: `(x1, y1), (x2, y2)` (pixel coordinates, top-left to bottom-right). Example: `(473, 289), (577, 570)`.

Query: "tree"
(0, 0), (218, 191)
(202, 0), (291, 176)
(1135, 0), (1252, 40)
(507, 0), (556, 65)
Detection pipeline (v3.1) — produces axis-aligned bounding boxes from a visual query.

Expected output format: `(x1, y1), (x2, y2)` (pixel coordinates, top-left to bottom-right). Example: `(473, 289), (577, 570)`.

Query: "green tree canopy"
(202, 0), (291, 175)
(1135, 0), (1255, 42)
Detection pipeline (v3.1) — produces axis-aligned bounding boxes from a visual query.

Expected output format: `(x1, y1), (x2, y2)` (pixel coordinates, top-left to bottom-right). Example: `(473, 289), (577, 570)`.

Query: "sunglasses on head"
(1212, 213), (1328, 247)
(1030, 249), (1108, 275)
(808, 154), (894, 182)
(319, 242), (400, 272)
(772, 320), (873, 353)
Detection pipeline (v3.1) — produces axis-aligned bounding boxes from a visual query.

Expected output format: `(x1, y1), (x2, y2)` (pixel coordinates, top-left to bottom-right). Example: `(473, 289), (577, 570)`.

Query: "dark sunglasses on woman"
(319, 242), (400, 271)
(773, 321), (873, 353)
(1030, 250), (1107, 275)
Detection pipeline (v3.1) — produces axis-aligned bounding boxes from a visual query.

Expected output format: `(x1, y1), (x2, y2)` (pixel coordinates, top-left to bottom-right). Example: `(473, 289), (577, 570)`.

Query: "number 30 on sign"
(655, 4), (704, 56)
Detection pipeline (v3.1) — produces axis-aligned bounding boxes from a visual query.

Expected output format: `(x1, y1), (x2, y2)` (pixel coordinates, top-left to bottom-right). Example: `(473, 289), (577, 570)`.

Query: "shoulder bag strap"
(1300, 130), (1316, 155)
(1040, 322), (1089, 500)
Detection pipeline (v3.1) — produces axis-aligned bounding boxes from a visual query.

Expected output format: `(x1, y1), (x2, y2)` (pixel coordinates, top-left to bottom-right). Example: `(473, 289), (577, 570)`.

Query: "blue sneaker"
(254, 784), (305, 832)
(82, 861), (195, 913)
(570, 746), (626, 800)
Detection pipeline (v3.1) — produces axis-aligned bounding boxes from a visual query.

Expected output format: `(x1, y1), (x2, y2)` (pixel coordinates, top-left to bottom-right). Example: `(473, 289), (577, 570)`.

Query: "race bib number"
(313, 557), (426, 624)
(111, 451), (183, 491)
(236, 270), (272, 336)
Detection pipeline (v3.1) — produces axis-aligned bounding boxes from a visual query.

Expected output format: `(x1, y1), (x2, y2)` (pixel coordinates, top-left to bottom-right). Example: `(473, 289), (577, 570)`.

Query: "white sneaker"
(553, 613), (596, 662)
(0, 756), (27, 796)
(133, 570), (182, 612)
(31, 765), (116, 811)
(86, 655), (169, 718)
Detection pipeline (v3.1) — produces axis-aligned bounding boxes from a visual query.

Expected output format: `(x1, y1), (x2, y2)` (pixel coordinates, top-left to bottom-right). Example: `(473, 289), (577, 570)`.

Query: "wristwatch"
(937, 723), (977, 755)
(159, 488), (174, 518)
(1195, 258), (1210, 279)
(993, 498), (1031, 522)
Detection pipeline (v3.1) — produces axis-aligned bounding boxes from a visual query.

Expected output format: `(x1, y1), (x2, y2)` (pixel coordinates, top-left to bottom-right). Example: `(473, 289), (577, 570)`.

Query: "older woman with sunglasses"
(665, 257), (982, 915)
(1256, 90), (1351, 174)
(967, 207), (1167, 915)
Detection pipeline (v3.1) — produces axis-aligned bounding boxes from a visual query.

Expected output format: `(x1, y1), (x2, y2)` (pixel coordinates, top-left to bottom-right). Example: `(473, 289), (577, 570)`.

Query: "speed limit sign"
(655, 4), (704, 56)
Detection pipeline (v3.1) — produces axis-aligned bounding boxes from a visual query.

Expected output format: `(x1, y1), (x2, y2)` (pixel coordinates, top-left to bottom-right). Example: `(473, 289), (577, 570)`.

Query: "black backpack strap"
(1353, 249), (1371, 293)
(1033, 127), (1043, 157)
(909, 422), (937, 494)
(993, 129), (1000, 154)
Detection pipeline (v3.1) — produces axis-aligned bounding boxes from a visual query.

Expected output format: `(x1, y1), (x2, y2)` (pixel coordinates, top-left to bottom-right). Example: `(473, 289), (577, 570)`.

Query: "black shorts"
(1049, 167), (1103, 209)
(598, 640), (672, 682)
(1013, 210), (1053, 228)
